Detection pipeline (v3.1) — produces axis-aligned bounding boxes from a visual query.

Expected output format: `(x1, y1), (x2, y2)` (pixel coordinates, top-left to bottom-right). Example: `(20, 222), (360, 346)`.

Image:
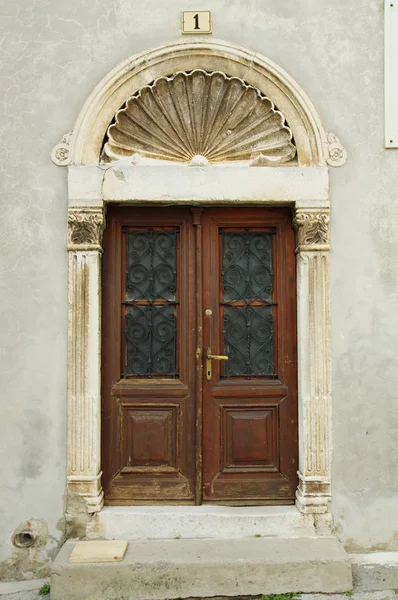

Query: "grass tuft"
(261, 593), (301, 600)
(38, 584), (50, 596)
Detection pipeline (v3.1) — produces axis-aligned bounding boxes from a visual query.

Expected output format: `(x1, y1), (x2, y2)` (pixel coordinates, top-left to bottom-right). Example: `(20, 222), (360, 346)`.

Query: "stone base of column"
(314, 512), (334, 534)
(68, 473), (104, 513)
(296, 475), (331, 514)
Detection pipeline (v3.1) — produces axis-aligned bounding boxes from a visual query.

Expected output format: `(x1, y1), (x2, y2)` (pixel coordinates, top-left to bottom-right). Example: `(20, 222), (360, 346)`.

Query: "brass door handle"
(206, 349), (229, 360)
(206, 348), (228, 380)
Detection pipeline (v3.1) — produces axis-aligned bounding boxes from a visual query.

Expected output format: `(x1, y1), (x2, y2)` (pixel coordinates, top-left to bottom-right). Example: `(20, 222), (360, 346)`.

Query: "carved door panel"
(201, 208), (298, 504)
(102, 207), (197, 503)
(102, 206), (297, 504)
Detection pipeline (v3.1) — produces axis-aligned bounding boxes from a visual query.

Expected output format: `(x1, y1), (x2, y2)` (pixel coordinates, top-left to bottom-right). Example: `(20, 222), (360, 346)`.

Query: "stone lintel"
(67, 165), (329, 206)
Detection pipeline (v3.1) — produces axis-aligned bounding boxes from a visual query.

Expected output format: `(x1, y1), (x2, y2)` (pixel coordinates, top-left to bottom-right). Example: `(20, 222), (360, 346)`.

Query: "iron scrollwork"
(222, 231), (275, 377)
(124, 228), (178, 377)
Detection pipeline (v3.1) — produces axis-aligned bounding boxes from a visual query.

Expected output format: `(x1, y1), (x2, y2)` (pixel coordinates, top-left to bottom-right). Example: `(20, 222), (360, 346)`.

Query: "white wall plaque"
(385, 0), (398, 147)
(182, 11), (211, 34)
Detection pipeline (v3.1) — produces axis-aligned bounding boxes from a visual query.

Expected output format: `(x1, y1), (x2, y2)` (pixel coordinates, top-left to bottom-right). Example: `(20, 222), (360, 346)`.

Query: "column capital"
(68, 207), (106, 251)
(293, 208), (330, 253)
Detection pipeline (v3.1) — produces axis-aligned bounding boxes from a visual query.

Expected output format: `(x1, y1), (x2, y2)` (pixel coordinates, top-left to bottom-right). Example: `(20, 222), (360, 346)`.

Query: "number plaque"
(182, 11), (211, 34)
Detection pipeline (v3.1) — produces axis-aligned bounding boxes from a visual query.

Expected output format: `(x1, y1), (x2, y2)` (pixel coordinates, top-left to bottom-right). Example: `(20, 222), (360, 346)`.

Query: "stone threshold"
(87, 505), (317, 540)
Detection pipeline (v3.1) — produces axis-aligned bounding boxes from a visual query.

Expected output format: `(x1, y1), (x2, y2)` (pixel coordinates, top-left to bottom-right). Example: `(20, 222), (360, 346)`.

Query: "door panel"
(102, 207), (196, 504)
(102, 206), (297, 505)
(201, 208), (297, 503)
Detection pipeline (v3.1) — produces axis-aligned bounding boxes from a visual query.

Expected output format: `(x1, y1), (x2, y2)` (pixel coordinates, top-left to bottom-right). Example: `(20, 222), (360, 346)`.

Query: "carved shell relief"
(102, 70), (297, 166)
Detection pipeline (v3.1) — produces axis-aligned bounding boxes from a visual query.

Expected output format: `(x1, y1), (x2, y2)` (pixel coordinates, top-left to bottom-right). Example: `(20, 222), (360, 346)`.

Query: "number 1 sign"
(182, 11), (212, 34)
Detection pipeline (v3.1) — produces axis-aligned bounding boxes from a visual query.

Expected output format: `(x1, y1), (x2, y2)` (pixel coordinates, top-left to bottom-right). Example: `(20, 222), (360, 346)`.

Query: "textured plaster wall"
(0, 0), (397, 577)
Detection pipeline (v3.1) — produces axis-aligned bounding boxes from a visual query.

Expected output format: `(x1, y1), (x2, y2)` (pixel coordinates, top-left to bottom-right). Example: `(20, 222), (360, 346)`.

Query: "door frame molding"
(56, 40), (345, 526)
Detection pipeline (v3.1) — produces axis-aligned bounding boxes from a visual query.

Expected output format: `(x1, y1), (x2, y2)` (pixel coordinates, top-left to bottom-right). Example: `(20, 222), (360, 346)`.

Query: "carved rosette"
(293, 210), (330, 253)
(68, 208), (105, 251)
(51, 131), (73, 166)
(325, 132), (347, 167)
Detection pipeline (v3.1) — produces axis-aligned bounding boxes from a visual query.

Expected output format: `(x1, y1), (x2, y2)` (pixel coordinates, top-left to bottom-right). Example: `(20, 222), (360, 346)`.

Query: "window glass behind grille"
(221, 230), (275, 378)
(123, 228), (178, 377)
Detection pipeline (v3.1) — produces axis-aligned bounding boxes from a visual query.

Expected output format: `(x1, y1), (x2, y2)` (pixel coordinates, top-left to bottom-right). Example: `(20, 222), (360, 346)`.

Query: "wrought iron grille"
(123, 228), (178, 377)
(221, 230), (275, 377)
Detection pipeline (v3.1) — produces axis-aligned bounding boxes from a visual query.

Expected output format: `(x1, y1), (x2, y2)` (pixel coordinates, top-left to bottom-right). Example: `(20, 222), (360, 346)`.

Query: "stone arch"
(58, 39), (344, 524)
(67, 40), (328, 167)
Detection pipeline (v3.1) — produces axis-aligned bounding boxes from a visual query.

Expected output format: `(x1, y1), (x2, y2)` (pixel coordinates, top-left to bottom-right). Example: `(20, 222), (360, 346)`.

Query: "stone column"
(67, 207), (105, 513)
(293, 208), (332, 515)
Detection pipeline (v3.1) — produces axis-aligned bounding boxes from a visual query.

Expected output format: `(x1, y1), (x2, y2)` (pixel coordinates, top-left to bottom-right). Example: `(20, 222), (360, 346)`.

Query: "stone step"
(87, 505), (316, 540)
(51, 536), (352, 600)
(350, 552), (398, 591)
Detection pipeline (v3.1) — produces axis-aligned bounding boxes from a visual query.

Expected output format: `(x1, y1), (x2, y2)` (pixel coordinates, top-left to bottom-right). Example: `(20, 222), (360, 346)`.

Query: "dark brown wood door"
(102, 206), (297, 505)
(201, 208), (297, 504)
(102, 207), (197, 504)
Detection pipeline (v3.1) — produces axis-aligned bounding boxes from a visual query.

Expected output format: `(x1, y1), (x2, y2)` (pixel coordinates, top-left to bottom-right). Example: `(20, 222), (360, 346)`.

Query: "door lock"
(206, 347), (228, 381)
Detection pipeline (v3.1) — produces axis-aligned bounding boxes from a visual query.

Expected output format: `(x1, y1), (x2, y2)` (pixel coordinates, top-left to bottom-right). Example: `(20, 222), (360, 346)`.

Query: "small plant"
(261, 593), (301, 600)
(344, 591), (354, 597)
(255, 534), (262, 538)
(38, 583), (50, 596)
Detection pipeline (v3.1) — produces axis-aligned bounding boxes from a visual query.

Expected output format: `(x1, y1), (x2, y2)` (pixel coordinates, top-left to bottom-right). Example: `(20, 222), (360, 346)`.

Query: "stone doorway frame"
(52, 39), (346, 521)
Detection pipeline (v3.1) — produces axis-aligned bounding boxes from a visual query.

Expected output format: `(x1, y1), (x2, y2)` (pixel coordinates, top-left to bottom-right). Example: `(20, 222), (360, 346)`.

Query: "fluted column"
(67, 207), (105, 512)
(293, 208), (332, 514)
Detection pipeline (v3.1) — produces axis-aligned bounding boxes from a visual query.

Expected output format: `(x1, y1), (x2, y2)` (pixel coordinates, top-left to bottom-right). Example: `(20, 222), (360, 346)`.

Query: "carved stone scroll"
(67, 206), (105, 512)
(51, 131), (73, 167)
(294, 208), (331, 514)
(326, 132), (347, 167)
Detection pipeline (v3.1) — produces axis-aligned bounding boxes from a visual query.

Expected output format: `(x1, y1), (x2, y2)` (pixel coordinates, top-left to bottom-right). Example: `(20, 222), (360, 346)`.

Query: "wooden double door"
(102, 206), (297, 505)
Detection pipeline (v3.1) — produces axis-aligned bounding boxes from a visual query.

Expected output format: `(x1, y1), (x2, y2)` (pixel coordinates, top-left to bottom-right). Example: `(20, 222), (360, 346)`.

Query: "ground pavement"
(0, 580), (397, 600)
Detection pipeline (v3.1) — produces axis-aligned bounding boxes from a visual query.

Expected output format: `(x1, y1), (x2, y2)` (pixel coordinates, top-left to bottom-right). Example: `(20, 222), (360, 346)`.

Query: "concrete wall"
(1, 0), (397, 578)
